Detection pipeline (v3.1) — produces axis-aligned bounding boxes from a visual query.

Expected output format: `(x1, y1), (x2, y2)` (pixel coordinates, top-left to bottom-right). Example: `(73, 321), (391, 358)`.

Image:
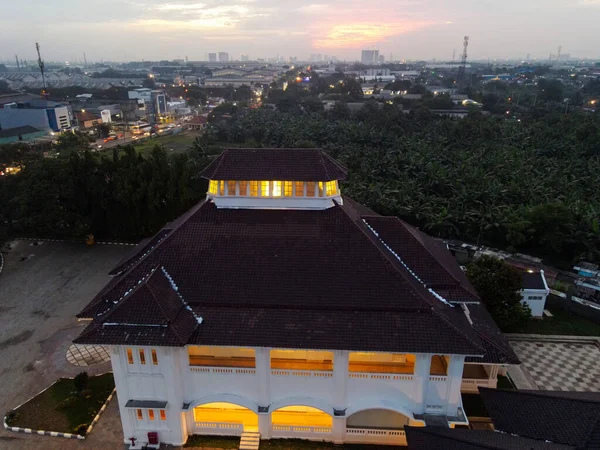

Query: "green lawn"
(184, 436), (405, 449)
(8, 373), (114, 435)
(506, 307), (600, 336)
(133, 132), (199, 156)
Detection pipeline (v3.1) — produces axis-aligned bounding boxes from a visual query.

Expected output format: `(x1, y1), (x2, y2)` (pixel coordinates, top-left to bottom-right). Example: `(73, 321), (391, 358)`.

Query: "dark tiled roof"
(521, 271), (547, 290)
(75, 267), (198, 346)
(405, 427), (575, 450)
(480, 388), (600, 449)
(108, 229), (172, 276)
(0, 125), (41, 138)
(465, 304), (520, 364)
(199, 148), (348, 181)
(363, 216), (479, 303)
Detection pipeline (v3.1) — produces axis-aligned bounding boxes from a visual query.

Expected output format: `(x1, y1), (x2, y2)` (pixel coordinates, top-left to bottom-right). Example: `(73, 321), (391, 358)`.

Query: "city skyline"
(1, 0), (599, 62)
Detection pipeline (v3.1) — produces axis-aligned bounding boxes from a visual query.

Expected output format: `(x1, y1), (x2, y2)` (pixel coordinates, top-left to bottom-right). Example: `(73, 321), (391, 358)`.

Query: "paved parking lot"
(0, 240), (131, 449)
(509, 339), (600, 392)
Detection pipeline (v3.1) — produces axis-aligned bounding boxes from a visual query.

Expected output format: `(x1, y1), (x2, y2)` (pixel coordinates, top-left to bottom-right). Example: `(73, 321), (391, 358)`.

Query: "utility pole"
(456, 36), (469, 93)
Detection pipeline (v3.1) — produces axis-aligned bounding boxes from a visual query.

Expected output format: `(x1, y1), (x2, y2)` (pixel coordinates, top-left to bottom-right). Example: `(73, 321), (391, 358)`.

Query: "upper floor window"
(227, 180), (236, 195)
(306, 182), (315, 197)
(260, 181), (270, 196)
(208, 180), (218, 194)
(272, 181), (282, 197)
(239, 181), (248, 196)
(295, 181), (304, 196)
(219, 180), (225, 196)
(148, 409), (155, 420)
(127, 348), (134, 365)
(349, 352), (415, 374)
(160, 409), (167, 421)
(151, 349), (158, 365)
(250, 181), (258, 197)
(284, 181), (293, 197)
(136, 409), (143, 420)
(318, 182), (324, 197)
(139, 349), (146, 365)
(326, 181), (337, 196)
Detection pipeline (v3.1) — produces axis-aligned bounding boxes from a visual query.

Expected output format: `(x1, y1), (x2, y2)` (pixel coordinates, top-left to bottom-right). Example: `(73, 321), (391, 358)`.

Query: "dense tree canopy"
(209, 106), (600, 266)
(466, 256), (531, 330)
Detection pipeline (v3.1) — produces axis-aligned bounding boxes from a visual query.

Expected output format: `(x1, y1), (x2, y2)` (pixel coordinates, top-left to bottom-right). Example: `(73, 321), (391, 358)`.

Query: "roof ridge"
(465, 304), (518, 360)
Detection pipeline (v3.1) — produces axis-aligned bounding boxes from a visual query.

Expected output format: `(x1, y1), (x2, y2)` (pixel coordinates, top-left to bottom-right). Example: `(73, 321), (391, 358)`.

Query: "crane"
(36, 42), (48, 98)
(456, 36), (469, 93)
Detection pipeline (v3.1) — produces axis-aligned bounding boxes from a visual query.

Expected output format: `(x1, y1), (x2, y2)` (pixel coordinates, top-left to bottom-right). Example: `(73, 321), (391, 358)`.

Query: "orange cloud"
(313, 21), (433, 48)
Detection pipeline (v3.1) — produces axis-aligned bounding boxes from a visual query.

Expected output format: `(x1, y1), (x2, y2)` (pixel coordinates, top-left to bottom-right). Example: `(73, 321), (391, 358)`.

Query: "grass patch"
(506, 307), (600, 336)
(184, 436), (405, 449)
(10, 373), (114, 435)
(133, 133), (198, 157)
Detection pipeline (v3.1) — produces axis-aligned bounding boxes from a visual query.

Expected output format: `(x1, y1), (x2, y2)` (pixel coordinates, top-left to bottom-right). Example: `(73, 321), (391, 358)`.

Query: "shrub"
(56, 396), (79, 410)
(5, 409), (18, 425)
(79, 389), (93, 399)
(74, 372), (89, 392)
(74, 423), (88, 436)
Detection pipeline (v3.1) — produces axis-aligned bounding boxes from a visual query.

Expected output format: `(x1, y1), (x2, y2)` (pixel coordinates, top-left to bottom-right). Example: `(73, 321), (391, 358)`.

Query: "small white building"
(520, 270), (550, 317)
(75, 148), (518, 448)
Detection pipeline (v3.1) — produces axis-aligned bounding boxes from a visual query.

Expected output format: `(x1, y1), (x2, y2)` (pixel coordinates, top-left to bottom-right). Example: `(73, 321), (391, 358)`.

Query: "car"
(104, 136), (117, 143)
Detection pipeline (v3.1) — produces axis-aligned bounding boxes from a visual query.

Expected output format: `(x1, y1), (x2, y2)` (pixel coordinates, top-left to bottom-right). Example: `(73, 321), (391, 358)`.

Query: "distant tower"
(452, 48), (456, 65)
(456, 36), (469, 92)
(557, 45), (562, 63)
(83, 52), (87, 68)
(15, 54), (20, 70)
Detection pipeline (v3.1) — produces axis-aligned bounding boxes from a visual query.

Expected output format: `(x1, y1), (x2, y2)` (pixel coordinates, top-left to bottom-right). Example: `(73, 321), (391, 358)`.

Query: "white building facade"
(76, 148), (519, 448)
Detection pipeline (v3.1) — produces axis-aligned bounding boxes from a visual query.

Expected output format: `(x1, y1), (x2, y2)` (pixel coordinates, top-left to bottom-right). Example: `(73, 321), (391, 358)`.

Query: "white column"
(110, 346), (136, 444)
(446, 355), (465, 416)
(332, 416), (346, 444)
(255, 348), (271, 407)
(161, 347), (187, 445)
(332, 351), (348, 410)
(413, 354), (431, 413)
(258, 413), (272, 439)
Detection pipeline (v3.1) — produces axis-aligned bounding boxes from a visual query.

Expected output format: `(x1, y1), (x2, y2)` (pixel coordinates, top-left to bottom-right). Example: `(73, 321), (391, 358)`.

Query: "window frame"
(227, 180), (236, 196)
(160, 409), (167, 421)
(139, 349), (146, 365)
(136, 409), (143, 420)
(249, 181), (258, 197)
(260, 181), (270, 197)
(127, 348), (134, 365)
(148, 409), (155, 421)
(239, 180), (248, 196)
(151, 349), (158, 366)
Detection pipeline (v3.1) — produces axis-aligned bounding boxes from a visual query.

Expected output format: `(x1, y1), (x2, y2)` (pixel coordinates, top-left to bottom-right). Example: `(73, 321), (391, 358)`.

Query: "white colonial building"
(75, 148), (518, 448)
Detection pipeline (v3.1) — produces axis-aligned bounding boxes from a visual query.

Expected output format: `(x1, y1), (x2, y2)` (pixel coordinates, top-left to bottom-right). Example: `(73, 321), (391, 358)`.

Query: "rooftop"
(521, 271), (547, 290)
(199, 148), (348, 181)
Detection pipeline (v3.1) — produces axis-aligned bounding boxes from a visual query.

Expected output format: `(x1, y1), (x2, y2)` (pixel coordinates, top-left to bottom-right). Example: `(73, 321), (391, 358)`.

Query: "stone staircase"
(239, 431), (261, 450)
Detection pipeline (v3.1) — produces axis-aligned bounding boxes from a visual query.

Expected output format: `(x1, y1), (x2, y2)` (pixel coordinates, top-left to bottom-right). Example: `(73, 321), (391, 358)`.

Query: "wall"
(546, 294), (600, 324)
(522, 288), (548, 317)
(0, 108), (49, 130)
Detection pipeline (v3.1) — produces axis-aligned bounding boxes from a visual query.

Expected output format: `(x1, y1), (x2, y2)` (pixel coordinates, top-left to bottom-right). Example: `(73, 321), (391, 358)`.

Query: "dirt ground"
(0, 239), (131, 449)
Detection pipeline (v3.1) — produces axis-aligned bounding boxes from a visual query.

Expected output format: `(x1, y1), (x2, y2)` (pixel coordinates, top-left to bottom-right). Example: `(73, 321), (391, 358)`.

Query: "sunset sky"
(1, 0), (599, 62)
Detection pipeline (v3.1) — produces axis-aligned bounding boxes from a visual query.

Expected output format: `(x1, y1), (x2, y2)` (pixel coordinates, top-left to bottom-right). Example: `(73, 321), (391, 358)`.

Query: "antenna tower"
(36, 42), (48, 98)
(456, 36), (469, 92)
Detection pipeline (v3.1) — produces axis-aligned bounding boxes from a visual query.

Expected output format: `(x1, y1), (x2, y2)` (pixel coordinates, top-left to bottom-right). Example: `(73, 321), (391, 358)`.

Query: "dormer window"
(199, 148), (347, 210)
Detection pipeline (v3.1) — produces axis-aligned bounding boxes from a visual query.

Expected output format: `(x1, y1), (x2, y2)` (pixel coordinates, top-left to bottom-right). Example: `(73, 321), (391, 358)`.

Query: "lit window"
(208, 180), (218, 194)
(227, 180), (236, 195)
(151, 349), (158, 365)
(139, 349), (146, 365)
(160, 410), (167, 421)
(318, 182), (324, 197)
(127, 348), (134, 364)
(219, 180), (225, 196)
(136, 409), (143, 420)
(326, 181), (337, 196)
(148, 409), (155, 420)
(295, 181), (304, 196)
(239, 181), (248, 196)
(306, 182), (315, 197)
(283, 181), (293, 197)
(272, 181), (282, 196)
(260, 181), (270, 196)
(249, 181), (258, 197)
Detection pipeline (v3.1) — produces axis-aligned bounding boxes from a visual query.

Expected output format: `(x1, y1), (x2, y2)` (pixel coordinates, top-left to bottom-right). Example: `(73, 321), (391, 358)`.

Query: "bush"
(74, 372), (89, 392)
(73, 423), (88, 435)
(79, 389), (93, 399)
(5, 409), (18, 425)
(56, 396), (79, 410)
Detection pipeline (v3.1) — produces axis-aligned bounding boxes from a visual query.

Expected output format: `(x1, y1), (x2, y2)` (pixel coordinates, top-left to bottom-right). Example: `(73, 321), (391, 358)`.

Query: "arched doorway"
(271, 405), (333, 440)
(345, 409), (410, 445)
(193, 402), (258, 435)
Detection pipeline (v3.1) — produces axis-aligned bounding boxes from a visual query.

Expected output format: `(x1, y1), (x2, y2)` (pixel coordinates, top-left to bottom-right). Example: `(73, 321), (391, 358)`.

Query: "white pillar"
(110, 346), (136, 444)
(332, 416), (346, 444)
(446, 355), (465, 416)
(413, 354), (431, 413)
(258, 413), (272, 439)
(255, 348), (271, 406)
(332, 351), (348, 409)
(161, 347), (187, 445)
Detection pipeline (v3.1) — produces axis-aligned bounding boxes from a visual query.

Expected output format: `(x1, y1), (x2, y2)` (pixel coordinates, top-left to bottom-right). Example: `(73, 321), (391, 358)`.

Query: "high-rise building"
(218, 52), (229, 62)
(241, 54), (249, 62)
(208, 53), (217, 62)
(361, 50), (379, 65)
(378, 54), (385, 64)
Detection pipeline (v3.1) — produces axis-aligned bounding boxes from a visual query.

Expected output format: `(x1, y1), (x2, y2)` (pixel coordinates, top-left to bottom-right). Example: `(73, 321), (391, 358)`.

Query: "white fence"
(190, 367), (256, 375)
(345, 428), (407, 445)
(271, 370), (333, 378)
(461, 378), (496, 393)
(193, 422), (243, 436)
(348, 373), (414, 381)
(272, 425), (332, 440)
